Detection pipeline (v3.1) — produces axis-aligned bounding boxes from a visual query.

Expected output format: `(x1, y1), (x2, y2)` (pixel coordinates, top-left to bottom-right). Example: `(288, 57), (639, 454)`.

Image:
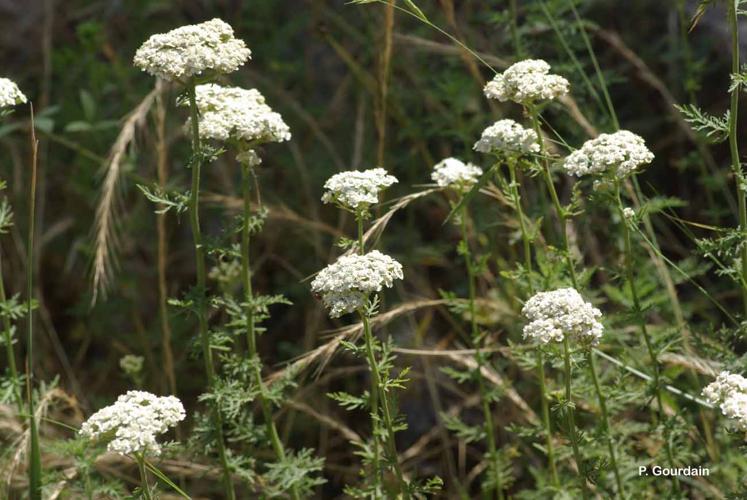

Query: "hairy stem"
(586, 351), (623, 497)
(241, 161), (300, 500)
(136, 454), (153, 500)
(460, 205), (504, 500)
(561, 337), (586, 493)
(357, 215), (384, 488)
(186, 81), (236, 500)
(361, 311), (408, 497)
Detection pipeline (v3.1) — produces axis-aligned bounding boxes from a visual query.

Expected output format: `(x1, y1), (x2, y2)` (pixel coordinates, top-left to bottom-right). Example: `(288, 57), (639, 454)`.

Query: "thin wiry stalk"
(185, 80), (236, 500)
(27, 105), (41, 500)
(585, 351), (623, 497)
(459, 205), (504, 500)
(357, 216), (383, 488)
(505, 157), (559, 487)
(360, 312), (408, 497)
(136, 454), (153, 500)
(154, 90), (177, 401)
(240, 161), (301, 500)
(615, 183), (679, 489)
(727, 1), (747, 316)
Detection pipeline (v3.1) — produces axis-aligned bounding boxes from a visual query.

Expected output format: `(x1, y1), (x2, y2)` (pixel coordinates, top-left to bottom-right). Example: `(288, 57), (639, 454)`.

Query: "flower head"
(0, 78), (27, 109)
(185, 84), (290, 144)
(80, 390), (185, 456)
(484, 59), (569, 104)
(311, 250), (403, 318)
(473, 119), (539, 156)
(322, 168), (398, 212)
(431, 158), (483, 192)
(703, 371), (747, 430)
(521, 288), (603, 346)
(562, 130), (654, 178)
(134, 19), (251, 81)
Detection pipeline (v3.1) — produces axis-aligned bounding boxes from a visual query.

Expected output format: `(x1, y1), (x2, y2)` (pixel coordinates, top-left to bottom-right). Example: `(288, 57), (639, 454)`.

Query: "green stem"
(529, 106), (586, 491)
(240, 162), (300, 500)
(561, 337), (586, 494)
(0, 249), (22, 413)
(507, 157), (533, 290)
(136, 454), (153, 500)
(727, 2), (747, 316)
(615, 184), (678, 489)
(536, 350), (559, 488)
(459, 205), (504, 500)
(361, 312), (408, 498)
(528, 106), (578, 290)
(586, 351), (623, 497)
(506, 157), (560, 488)
(357, 216), (384, 488)
(27, 115), (41, 500)
(186, 81), (236, 500)
(508, 0), (522, 58)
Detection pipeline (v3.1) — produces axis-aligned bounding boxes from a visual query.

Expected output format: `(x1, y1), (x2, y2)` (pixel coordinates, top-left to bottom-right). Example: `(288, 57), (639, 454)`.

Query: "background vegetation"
(0, 0), (745, 497)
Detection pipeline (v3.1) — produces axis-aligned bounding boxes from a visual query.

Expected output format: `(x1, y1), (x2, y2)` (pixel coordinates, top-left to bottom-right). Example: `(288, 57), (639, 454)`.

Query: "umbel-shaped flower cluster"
(80, 391), (185, 456)
(133, 18), (251, 81)
(703, 371), (747, 430)
(321, 168), (398, 212)
(522, 288), (604, 346)
(0, 77), (27, 109)
(184, 84), (291, 144)
(311, 250), (403, 318)
(473, 119), (539, 157)
(484, 59), (569, 104)
(431, 157), (483, 192)
(562, 130), (654, 179)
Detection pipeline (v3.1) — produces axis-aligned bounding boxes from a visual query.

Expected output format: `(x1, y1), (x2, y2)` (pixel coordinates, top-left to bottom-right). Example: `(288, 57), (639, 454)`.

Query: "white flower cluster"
(311, 250), (403, 318)
(134, 19), (251, 81)
(431, 158), (483, 191)
(703, 371), (747, 429)
(473, 119), (539, 156)
(521, 288), (604, 346)
(0, 78), (27, 109)
(321, 168), (398, 212)
(562, 130), (654, 178)
(80, 390), (185, 456)
(622, 207), (635, 220)
(185, 84), (290, 144)
(484, 59), (569, 104)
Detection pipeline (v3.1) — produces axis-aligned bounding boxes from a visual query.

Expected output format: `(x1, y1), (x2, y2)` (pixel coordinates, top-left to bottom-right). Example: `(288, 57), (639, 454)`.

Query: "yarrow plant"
(311, 250), (403, 318)
(562, 130), (654, 178)
(313, 166), (435, 498)
(134, 18), (253, 499)
(184, 84), (291, 144)
(484, 59), (569, 104)
(80, 391), (185, 456)
(321, 168), (398, 214)
(0, 77), (27, 110)
(430, 157), (483, 192)
(703, 372), (747, 430)
(133, 18), (251, 82)
(473, 119), (539, 157)
(80, 391), (185, 499)
(521, 288), (603, 346)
